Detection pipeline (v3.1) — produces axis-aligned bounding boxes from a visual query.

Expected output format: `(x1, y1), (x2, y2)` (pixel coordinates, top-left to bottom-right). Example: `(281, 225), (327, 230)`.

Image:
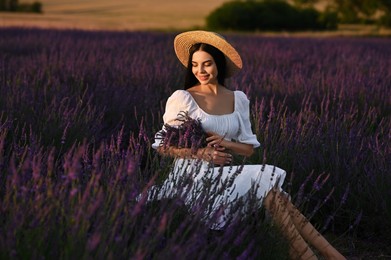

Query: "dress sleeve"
(235, 91), (261, 148)
(152, 90), (193, 149)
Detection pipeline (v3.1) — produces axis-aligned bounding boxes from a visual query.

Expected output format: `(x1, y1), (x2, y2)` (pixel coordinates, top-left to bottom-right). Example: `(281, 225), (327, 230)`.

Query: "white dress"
(151, 90), (286, 229)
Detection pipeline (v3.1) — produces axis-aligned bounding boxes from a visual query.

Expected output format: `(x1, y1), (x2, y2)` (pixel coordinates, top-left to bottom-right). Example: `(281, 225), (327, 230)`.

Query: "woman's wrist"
(195, 147), (205, 160)
(173, 147), (204, 160)
(158, 146), (215, 161)
(158, 146), (190, 158)
(196, 147), (211, 161)
(221, 140), (232, 150)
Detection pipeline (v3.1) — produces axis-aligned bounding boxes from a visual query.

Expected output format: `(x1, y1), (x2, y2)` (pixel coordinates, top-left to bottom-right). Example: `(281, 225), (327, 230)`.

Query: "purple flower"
(312, 172), (330, 191)
(87, 232), (101, 251)
(341, 184), (350, 205)
(156, 111), (207, 154)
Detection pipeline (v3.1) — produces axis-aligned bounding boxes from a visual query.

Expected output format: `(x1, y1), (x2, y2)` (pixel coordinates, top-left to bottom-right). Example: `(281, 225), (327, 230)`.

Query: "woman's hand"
(197, 146), (232, 166)
(206, 131), (255, 157)
(206, 132), (228, 148)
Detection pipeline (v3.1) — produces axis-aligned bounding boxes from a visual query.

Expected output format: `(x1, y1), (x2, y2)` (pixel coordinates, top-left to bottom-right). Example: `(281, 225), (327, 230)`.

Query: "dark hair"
(184, 43), (227, 90)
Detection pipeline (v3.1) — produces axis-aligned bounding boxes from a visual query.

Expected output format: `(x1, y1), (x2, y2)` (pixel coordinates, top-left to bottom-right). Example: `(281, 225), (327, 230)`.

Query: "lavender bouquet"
(157, 111), (208, 154)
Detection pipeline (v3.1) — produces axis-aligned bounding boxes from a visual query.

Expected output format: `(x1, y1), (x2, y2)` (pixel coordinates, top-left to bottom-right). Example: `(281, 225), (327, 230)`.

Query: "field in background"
(1, 0), (391, 35)
(0, 0), (228, 31)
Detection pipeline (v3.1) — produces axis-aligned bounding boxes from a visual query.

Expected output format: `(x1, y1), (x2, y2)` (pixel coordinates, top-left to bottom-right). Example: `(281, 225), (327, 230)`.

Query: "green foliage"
(206, 1), (338, 31)
(292, 0), (318, 6)
(377, 0), (391, 27)
(17, 2), (42, 13)
(318, 10), (339, 30)
(206, 1), (261, 31)
(0, 0), (42, 13)
(334, 0), (362, 23)
(302, 0), (391, 26)
(0, 0), (17, 11)
(379, 13), (391, 27)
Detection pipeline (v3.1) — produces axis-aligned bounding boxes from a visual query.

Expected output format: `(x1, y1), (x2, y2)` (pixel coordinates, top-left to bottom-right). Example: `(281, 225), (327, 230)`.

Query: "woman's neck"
(196, 83), (223, 95)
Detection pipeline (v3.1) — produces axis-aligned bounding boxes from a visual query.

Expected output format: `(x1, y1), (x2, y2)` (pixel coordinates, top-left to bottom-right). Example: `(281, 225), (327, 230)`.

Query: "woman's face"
(191, 50), (218, 85)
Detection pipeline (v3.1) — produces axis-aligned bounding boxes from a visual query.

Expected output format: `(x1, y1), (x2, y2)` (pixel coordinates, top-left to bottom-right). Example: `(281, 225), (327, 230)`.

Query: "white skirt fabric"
(146, 158), (287, 229)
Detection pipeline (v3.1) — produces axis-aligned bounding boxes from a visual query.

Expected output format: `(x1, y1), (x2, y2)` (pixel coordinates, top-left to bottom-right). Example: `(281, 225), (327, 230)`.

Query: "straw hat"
(174, 30), (242, 77)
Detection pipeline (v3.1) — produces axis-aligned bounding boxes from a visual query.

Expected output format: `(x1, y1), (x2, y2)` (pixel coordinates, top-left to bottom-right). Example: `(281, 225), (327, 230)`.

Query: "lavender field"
(0, 28), (390, 258)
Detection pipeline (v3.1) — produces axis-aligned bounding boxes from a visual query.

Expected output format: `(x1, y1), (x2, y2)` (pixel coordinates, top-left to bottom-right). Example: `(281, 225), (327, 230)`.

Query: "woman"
(152, 31), (345, 260)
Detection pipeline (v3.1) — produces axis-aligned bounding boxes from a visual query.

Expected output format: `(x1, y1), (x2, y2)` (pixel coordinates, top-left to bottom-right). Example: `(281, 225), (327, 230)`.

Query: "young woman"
(152, 31), (345, 259)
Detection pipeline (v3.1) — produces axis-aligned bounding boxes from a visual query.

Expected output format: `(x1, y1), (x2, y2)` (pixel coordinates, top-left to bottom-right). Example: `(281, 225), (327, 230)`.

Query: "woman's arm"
(206, 132), (254, 157)
(156, 146), (233, 166)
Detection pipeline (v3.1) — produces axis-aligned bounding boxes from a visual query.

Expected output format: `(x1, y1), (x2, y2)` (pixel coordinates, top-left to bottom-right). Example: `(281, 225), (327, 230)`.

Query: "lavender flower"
(156, 111), (208, 154)
(1, 28), (390, 259)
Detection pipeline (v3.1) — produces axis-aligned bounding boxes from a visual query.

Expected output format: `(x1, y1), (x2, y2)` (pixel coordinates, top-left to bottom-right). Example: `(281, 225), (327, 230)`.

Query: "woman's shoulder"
(166, 89), (193, 108)
(167, 89), (193, 103)
(234, 90), (250, 109)
(234, 90), (249, 100)
(169, 89), (190, 99)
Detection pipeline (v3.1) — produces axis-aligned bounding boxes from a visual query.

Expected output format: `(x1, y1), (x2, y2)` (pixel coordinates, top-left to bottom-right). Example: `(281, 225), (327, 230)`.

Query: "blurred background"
(0, 0), (227, 30)
(0, 0), (390, 35)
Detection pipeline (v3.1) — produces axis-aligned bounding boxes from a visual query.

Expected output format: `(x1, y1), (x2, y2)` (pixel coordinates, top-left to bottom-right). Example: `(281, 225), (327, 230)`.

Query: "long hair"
(184, 43), (227, 90)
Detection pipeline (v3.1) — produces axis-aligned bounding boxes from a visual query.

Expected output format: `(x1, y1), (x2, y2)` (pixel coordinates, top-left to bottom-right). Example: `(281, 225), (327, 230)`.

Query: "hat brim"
(174, 31), (242, 78)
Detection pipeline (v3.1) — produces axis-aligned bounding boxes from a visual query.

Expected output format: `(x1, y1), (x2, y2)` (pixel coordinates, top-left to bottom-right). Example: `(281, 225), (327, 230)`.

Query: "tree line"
(293, 0), (391, 25)
(207, 1), (338, 31)
(0, 0), (42, 13)
(207, 0), (391, 31)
